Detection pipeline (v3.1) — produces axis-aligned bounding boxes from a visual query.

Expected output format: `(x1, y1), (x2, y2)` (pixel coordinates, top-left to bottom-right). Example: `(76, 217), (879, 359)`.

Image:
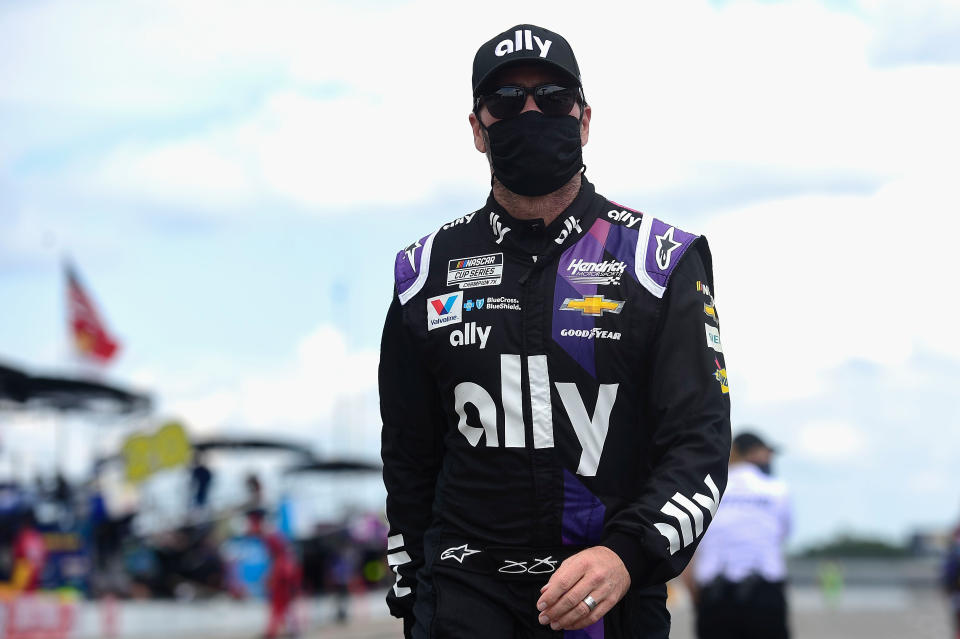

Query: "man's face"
(744, 446), (774, 468)
(469, 63), (591, 155)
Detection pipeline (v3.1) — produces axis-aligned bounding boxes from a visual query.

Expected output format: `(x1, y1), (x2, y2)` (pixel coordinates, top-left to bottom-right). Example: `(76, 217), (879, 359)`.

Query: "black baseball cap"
(733, 431), (779, 456)
(472, 24), (582, 97)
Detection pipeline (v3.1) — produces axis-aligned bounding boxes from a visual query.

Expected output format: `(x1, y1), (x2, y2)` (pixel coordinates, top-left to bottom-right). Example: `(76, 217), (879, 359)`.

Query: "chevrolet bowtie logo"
(560, 295), (625, 317)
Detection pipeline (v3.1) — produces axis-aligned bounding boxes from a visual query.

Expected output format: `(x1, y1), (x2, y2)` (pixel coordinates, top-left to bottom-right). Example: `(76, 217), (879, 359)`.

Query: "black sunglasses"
(475, 84), (582, 120)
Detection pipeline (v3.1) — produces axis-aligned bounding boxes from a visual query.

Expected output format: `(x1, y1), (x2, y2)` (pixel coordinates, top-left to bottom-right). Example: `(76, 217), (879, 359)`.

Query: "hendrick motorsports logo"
(427, 292), (463, 331)
(566, 258), (626, 286)
(447, 253), (504, 289)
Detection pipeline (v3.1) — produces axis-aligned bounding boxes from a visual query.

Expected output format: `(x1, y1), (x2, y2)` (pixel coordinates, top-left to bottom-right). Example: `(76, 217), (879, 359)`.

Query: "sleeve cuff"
(601, 530), (647, 586)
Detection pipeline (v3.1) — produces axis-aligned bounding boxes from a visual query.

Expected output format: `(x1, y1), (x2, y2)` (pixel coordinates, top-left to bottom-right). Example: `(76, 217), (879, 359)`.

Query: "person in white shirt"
(683, 431), (791, 639)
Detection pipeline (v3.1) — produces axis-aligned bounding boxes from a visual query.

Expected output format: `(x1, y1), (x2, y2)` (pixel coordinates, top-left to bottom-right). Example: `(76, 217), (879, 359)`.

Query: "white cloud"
(705, 161), (959, 404)
(160, 324), (380, 451)
(5, 0), (954, 214)
(793, 419), (869, 463)
(861, 0), (960, 66)
(78, 91), (478, 211)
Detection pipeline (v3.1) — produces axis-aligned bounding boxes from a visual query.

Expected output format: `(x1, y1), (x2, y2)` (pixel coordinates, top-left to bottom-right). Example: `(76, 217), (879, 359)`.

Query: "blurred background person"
(245, 473), (264, 512)
(683, 430), (791, 639)
(817, 559), (845, 609)
(264, 531), (302, 639)
(248, 509), (302, 639)
(11, 508), (47, 592)
(188, 451), (213, 517)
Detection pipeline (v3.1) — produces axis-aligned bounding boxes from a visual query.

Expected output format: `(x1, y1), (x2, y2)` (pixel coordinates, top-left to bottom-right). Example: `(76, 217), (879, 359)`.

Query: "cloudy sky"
(1, 0), (959, 548)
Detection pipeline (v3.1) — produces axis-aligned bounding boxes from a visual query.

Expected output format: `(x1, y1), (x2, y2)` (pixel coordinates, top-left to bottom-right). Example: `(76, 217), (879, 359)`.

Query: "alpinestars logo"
(655, 227), (681, 270)
(403, 239), (422, 271)
(566, 259), (627, 286)
(441, 544), (481, 564)
(426, 292), (463, 331)
(489, 212), (512, 244)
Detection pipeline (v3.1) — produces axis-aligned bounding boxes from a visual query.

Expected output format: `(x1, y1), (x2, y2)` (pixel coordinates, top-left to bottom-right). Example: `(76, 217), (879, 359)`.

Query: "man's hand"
(535, 546), (631, 631)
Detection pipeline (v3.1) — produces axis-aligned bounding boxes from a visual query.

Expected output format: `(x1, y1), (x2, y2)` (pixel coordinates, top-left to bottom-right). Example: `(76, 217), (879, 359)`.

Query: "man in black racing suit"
(380, 23), (731, 638)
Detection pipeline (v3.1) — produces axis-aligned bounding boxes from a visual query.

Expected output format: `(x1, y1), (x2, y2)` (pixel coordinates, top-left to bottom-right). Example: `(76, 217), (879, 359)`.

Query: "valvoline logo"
(431, 294), (459, 315)
(427, 292), (463, 331)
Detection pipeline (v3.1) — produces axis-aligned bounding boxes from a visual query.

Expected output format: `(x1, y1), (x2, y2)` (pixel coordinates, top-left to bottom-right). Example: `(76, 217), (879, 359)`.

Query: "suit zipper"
(519, 255), (549, 545)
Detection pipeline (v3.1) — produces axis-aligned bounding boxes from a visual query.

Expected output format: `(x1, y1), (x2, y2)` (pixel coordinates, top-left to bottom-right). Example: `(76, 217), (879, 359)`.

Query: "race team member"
(685, 431), (791, 639)
(380, 24), (731, 638)
(11, 509), (47, 591)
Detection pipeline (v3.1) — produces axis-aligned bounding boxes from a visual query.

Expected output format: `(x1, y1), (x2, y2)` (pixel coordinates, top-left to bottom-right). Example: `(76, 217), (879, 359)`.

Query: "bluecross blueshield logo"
(427, 292), (463, 331)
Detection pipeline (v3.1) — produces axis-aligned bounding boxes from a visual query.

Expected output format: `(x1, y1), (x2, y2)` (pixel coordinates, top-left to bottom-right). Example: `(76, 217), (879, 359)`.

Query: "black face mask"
(757, 462), (773, 476)
(483, 111), (583, 197)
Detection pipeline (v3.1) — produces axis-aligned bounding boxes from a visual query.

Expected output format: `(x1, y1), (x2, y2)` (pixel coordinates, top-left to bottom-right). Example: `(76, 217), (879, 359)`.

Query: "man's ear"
(469, 112), (487, 153)
(580, 104), (592, 147)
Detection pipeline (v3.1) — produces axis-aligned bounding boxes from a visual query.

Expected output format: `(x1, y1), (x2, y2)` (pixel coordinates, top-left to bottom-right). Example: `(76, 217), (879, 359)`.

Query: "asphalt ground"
(267, 587), (954, 639)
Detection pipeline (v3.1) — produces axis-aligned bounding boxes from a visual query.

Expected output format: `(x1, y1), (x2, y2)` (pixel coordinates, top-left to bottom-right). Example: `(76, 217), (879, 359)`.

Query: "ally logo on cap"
(494, 28), (552, 58)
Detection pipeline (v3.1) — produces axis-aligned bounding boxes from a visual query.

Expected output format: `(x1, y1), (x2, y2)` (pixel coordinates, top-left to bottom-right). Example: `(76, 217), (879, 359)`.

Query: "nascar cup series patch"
(447, 253), (504, 289)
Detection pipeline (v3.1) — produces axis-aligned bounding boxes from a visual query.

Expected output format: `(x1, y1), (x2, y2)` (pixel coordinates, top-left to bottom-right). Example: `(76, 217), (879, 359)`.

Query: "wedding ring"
(582, 594), (598, 611)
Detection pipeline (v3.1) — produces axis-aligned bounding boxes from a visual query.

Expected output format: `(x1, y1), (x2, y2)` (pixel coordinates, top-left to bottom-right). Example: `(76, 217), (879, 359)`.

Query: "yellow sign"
(560, 295), (625, 317)
(122, 420), (192, 483)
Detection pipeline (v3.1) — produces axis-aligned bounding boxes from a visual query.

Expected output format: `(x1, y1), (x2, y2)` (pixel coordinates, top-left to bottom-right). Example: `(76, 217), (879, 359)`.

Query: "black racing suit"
(380, 178), (731, 638)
